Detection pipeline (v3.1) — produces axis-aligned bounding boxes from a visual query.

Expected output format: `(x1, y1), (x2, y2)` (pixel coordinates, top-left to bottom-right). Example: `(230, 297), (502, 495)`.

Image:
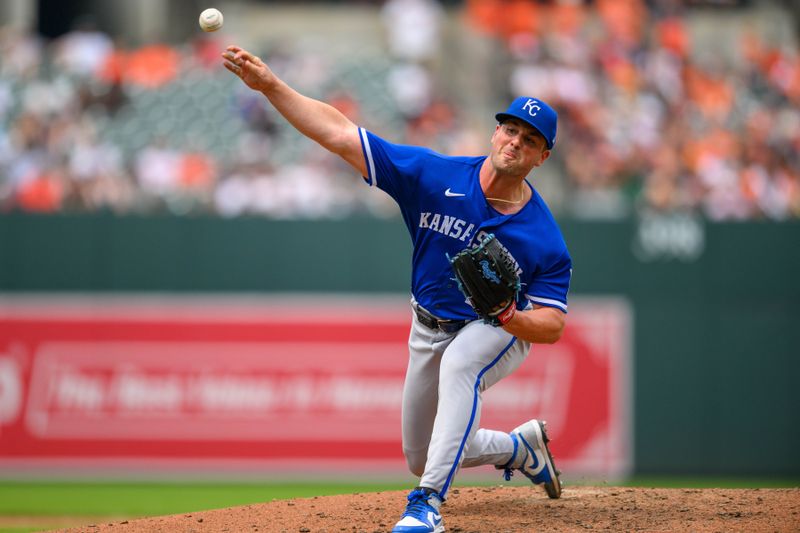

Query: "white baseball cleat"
(499, 419), (562, 499)
(392, 487), (445, 533)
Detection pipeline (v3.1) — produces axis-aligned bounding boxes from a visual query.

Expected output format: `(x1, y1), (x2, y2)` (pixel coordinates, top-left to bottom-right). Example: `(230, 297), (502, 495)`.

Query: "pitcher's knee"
(404, 449), (427, 477)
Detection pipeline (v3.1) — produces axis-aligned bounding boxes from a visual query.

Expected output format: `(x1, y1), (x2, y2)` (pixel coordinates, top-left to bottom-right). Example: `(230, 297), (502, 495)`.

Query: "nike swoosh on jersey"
(444, 188), (466, 197)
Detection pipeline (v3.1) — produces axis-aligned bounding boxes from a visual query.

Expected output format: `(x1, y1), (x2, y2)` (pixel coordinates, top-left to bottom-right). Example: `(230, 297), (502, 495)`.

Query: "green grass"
(0, 481), (411, 517)
(0, 481), (414, 533)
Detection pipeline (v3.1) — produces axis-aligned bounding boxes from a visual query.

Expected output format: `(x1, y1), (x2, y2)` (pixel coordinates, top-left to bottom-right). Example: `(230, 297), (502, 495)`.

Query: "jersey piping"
(359, 127), (377, 187)
(526, 295), (568, 312)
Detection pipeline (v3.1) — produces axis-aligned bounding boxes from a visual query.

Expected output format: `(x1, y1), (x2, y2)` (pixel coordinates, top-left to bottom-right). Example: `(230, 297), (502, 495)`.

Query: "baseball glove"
(450, 234), (521, 326)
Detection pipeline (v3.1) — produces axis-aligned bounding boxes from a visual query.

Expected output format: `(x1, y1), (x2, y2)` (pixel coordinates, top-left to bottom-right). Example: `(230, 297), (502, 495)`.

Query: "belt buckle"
(438, 320), (456, 333)
(438, 320), (464, 334)
(415, 307), (438, 330)
(415, 305), (465, 334)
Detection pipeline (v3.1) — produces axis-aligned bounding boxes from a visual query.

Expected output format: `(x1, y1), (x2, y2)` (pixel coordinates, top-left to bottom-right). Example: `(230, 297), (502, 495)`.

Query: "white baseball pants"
(402, 308), (532, 498)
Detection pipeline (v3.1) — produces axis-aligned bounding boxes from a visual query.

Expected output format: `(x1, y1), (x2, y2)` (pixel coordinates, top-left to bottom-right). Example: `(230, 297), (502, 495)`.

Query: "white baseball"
(199, 8), (224, 32)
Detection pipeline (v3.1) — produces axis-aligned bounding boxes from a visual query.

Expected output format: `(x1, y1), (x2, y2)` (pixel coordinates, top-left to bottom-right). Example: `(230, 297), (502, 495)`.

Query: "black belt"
(414, 305), (468, 334)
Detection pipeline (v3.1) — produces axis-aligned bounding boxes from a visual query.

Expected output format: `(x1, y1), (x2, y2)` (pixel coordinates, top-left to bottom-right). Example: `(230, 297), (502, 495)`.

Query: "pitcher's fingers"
(241, 60), (257, 71)
(223, 61), (241, 75)
(226, 45), (242, 53)
(234, 50), (257, 63)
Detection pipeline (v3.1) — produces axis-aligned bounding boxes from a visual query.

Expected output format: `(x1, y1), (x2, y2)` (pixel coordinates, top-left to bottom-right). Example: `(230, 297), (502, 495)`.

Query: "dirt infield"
(54, 485), (799, 532)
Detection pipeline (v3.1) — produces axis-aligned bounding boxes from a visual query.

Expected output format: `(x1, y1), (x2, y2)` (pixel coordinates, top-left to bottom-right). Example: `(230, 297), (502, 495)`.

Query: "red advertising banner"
(0, 296), (631, 479)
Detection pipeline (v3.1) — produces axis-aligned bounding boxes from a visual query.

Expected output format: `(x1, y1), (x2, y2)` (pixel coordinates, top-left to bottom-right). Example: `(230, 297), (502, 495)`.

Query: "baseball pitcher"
(223, 45), (571, 533)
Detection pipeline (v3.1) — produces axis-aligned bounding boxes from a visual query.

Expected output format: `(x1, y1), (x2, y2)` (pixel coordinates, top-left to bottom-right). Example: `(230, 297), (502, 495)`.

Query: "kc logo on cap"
(495, 96), (558, 149)
(522, 99), (541, 117)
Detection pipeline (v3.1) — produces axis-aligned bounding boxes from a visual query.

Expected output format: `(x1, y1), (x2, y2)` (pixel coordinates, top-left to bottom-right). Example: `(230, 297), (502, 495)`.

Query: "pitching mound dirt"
(54, 485), (799, 532)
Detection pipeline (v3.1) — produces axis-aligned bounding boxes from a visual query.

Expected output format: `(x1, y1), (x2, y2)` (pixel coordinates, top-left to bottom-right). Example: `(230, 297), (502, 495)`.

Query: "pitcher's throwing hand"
(222, 46), (274, 91)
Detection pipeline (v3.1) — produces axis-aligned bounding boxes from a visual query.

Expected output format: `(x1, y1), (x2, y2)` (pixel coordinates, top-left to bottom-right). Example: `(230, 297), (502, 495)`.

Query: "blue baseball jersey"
(359, 128), (571, 321)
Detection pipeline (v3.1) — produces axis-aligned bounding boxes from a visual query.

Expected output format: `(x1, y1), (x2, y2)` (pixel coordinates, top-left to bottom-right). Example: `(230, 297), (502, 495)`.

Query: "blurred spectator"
(125, 44), (180, 89)
(15, 166), (65, 213)
(134, 138), (181, 198)
(191, 34), (226, 71)
(0, 3), (797, 220)
(52, 16), (113, 79)
(214, 166), (262, 218)
(180, 151), (217, 191)
(381, 0), (444, 63)
(387, 62), (433, 119)
(495, 0), (800, 220)
(0, 28), (45, 81)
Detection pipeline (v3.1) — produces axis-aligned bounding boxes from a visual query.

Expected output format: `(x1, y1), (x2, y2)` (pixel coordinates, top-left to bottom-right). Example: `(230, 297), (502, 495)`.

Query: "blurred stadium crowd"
(0, 0), (798, 220)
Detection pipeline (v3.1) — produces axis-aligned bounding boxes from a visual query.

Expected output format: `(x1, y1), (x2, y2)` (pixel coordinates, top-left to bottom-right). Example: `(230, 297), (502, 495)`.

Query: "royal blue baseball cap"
(495, 96), (558, 149)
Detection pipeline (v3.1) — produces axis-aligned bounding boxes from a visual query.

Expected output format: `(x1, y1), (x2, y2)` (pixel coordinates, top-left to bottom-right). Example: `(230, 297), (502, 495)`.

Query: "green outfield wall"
(1, 212), (798, 477)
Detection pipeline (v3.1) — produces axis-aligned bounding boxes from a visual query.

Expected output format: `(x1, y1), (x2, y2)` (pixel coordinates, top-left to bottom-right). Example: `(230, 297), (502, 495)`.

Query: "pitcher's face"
(489, 119), (550, 176)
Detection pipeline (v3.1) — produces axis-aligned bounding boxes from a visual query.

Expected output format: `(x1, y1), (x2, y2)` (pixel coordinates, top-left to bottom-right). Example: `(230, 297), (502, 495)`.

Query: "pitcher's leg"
(418, 322), (525, 497)
(460, 339), (530, 467)
(460, 429), (515, 468)
(402, 315), (446, 476)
